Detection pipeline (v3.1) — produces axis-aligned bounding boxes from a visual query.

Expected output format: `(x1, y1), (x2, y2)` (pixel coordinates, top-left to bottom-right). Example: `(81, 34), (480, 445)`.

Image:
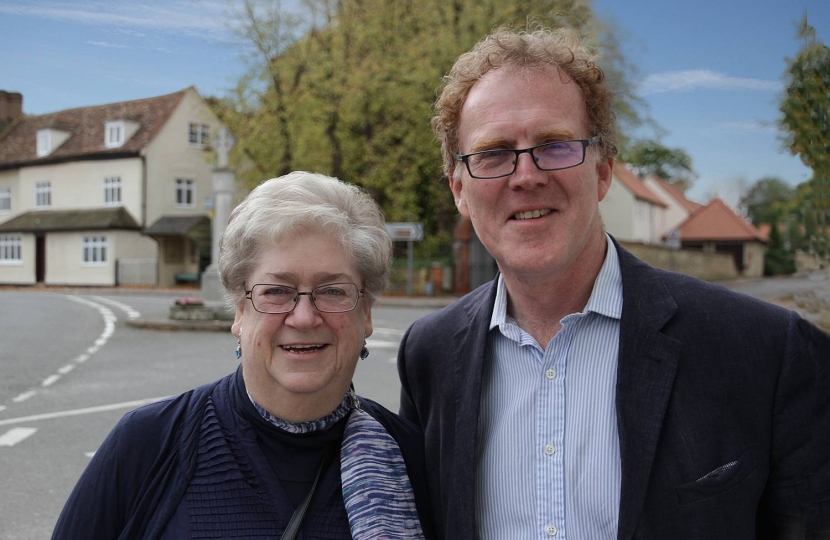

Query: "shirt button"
(544, 444), (555, 456)
(545, 368), (556, 380)
(545, 524), (557, 536)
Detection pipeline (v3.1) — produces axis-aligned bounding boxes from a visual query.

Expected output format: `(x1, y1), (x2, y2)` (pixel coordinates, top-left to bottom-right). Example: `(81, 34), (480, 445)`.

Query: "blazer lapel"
(614, 246), (683, 540)
(449, 280), (498, 538)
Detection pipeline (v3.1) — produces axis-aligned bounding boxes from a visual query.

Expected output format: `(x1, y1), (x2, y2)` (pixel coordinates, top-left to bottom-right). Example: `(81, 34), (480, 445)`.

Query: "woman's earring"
(359, 340), (369, 360)
(236, 335), (242, 359)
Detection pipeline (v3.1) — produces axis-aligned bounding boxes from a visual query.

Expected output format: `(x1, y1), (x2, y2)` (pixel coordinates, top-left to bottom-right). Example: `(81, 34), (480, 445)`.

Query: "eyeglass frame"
(454, 136), (601, 179)
(244, 282), (366, 314)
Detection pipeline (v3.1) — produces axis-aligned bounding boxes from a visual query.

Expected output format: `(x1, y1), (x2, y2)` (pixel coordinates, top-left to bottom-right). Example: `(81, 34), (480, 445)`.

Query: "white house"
(600, 162), (667, 244)
(0, 87), (225, 286)
(642, 175), (702, 238)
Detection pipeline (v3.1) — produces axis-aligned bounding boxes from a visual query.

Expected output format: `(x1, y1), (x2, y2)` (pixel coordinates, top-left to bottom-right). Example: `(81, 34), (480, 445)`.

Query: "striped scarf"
(249, 390), (425, 539)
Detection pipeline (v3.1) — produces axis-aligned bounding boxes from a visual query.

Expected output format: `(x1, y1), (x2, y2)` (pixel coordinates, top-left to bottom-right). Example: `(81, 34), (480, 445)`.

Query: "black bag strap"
(280, 443), (336, 540)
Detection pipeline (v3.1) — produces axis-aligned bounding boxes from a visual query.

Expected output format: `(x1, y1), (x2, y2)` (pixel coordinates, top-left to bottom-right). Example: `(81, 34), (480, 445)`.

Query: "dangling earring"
(359, 340), (369, 360)
(235, 335), (242, 359)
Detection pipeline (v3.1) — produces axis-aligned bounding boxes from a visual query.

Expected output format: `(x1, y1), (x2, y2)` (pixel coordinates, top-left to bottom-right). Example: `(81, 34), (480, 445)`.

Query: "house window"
(103, 176), (121, 205)
(0, 235), (22, 264)
(82, 236), (107, 265)
(188, 122), (210, 147)
(105, 122), (125, 148)
(37, 130), (51, 157)
(0, 188), (10, 212)
(175, 178), (195, 207)
(36, 181), (51, 208)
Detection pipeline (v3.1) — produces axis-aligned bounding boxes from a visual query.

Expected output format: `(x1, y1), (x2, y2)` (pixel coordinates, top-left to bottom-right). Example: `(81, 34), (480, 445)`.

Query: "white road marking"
(365, 338), (400, 349)
(0, 396), (170, 427)
(0, 427), (37, 447)
(84, 451), (95, 458)
(387, 357), (398, 364)
(12, 391), (36, 403)
(92, 296), (141, 319)
(41, 374), (61, 387)
(75, 353), (90, 364)
(58, 364), (75, 375)
(0, 405), (7, 413)
(372, 327), (404, 336)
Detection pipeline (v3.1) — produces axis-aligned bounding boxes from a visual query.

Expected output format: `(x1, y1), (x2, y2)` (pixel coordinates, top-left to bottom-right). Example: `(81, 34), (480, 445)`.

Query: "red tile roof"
(676, 198), (768, 243)
(648, 175), (702, 213)
(613, 163), (667, 207)
(0, 88), (189, 169)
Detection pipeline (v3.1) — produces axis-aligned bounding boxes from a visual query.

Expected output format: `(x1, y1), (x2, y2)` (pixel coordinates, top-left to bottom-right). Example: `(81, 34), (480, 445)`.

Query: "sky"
(1, 0), (828, 208)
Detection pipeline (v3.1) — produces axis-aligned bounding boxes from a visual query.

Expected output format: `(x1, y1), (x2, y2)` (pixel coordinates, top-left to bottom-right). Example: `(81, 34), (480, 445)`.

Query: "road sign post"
(385, 223), (423, 296)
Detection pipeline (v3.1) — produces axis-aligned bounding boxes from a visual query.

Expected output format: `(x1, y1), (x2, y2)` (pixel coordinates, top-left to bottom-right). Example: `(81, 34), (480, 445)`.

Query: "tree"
(219, 0), (650, 257)
(618, 139), (696, 189)
(737, 176), (795, 227)
(779, 14), (830, 255)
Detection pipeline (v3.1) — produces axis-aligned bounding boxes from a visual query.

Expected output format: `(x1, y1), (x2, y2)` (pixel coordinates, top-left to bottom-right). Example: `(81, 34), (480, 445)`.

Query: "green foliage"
(215, 0), (648, 257)
(618, 138), (696, 188)
(763, 219), (796, 275)
(738, 176), (795, 227)
(779, 14), (830, 261)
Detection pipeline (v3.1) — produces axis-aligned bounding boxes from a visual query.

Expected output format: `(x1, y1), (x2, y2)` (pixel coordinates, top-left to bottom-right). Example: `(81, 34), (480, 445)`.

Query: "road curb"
(125, 318), (233, 332)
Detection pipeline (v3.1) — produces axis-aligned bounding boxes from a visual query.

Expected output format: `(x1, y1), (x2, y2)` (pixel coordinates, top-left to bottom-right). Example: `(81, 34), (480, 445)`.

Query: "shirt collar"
(489, 233), (623, 331)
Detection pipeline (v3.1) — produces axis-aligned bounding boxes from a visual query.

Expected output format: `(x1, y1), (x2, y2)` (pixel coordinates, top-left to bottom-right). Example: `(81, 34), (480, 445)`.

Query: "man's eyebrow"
(468, 137), (513, 153)
(468, 130), (578, 153)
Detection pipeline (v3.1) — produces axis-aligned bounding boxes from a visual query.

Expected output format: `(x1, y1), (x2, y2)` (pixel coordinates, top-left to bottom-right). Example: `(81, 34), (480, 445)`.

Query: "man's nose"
(508, 151), (549, 190)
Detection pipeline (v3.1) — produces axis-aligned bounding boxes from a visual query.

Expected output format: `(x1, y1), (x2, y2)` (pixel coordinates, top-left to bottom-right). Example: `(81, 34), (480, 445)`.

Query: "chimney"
(0, 91), (24, 123)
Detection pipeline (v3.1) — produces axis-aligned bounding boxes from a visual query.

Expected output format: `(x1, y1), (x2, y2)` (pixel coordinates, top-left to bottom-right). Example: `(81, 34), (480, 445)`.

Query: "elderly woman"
(52, 172), (435, 540)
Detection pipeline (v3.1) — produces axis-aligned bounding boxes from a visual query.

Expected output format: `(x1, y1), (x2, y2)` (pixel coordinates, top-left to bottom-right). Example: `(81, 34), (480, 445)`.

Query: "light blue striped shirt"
(476, 236), (622, 539)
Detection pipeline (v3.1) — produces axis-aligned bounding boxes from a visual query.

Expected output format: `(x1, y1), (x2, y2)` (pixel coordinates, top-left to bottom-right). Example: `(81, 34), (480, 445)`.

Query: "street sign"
(385, 222), (423, 241)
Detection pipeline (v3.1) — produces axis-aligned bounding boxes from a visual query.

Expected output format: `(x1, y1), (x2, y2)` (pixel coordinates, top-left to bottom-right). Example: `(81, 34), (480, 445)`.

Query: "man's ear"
(597, 158), (614, 202)
(449, 173), (470, 218)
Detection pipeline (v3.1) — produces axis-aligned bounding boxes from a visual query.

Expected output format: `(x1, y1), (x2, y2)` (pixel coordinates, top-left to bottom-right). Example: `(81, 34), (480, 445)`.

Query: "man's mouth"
(281, 344), (326, 353)
(512, 209), (552, 220)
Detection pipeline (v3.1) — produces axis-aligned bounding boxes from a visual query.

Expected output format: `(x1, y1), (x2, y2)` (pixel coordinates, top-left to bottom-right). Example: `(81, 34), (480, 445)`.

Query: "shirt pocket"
(674, 448), (757, 506)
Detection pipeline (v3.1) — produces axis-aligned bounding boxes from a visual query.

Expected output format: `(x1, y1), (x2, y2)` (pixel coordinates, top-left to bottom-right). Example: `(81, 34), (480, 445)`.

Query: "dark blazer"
(398, 240), (830, 539)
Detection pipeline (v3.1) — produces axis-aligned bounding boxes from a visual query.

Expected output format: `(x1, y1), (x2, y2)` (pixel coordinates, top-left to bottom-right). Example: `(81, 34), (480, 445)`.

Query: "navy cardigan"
(52, 367), (437, 539)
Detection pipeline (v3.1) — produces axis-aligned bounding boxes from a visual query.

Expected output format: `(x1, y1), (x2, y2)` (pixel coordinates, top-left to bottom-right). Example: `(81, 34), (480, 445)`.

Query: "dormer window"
(37, 130), (51, 157)
(106, 121), (125, 148)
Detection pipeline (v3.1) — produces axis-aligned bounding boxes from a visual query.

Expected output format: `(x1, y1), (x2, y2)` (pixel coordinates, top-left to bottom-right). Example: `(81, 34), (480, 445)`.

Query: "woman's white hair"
(219, 171), (392, 307)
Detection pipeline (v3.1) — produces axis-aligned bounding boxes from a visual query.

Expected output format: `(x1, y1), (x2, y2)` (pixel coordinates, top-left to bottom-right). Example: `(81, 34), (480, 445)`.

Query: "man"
(398, 27), (830, 539)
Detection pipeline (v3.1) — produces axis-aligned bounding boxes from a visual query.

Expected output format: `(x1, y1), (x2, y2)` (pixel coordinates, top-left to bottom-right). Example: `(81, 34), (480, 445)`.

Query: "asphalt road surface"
(0, 289), (436, 540)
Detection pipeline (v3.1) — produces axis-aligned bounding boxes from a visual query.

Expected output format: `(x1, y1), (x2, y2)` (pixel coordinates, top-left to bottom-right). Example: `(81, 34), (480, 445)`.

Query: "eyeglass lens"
(467, 140), (586, 178)
(251, 283), (359, 313)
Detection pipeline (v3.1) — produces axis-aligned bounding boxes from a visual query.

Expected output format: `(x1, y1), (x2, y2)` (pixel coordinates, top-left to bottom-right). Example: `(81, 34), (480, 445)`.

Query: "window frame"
(82, 235), (108, 266)
(187, 121), (210, 148)
(0, 188), (10, 213)
(35, 181), (51, 209)
(105, 121), (125, 149)
(36, 130), (51, 157)
(103, 176), (122, 206)
(0, 234), (22, 265)
(175, 178), (195, 208)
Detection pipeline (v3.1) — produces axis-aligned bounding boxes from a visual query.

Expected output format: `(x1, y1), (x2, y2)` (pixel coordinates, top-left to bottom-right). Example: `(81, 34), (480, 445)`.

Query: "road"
(0, 289), (437, 540)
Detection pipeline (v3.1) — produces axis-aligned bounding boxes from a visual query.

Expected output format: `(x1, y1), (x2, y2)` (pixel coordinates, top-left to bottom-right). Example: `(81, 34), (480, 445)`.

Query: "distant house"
(600, 162), (667, 244)
(0, 87), (225, 286)
(642, 175), (703, 238)
(674, 198), (768, 277)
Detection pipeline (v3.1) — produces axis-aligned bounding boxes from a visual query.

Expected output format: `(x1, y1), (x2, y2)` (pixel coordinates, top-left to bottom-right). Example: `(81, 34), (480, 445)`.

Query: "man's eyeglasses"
(245, 283), (365, 314)
(454, 136), (600, 179)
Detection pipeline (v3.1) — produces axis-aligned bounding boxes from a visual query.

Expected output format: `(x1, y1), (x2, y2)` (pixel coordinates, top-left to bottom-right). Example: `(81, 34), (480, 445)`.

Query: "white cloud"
(85, 40), (130, 49)
(0, 1), (235, 41)
(640, 70), (782, 95)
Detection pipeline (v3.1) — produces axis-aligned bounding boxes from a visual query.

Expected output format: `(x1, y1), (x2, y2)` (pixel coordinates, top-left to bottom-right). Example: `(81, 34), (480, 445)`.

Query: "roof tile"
(0, 88), (189, 169)
(676, 199), (767, 243)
